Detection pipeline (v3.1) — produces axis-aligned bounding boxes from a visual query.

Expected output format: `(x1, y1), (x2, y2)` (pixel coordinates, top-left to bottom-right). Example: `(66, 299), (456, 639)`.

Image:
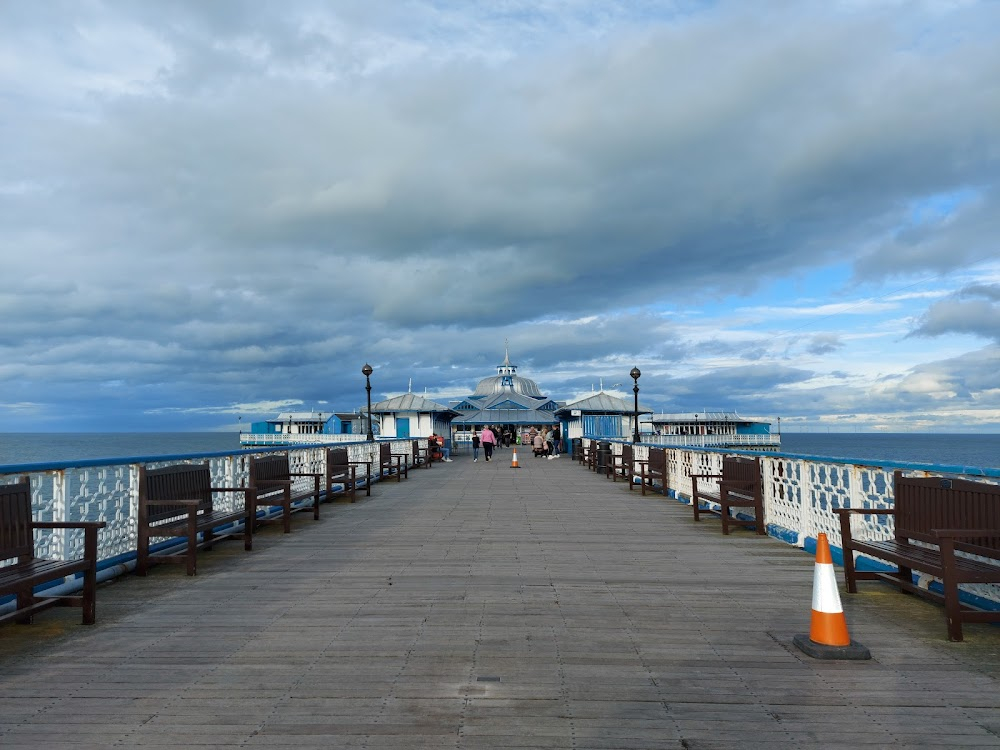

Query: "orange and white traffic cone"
(793, 533), (870, 660)
(510, 449), (520, 469)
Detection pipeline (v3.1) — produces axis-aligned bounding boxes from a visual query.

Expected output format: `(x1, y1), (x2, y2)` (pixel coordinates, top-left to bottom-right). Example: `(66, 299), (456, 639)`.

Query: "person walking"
(480, 425), (496, 462)
(549, 424), (561, 458)
(472, 431), (481, 462)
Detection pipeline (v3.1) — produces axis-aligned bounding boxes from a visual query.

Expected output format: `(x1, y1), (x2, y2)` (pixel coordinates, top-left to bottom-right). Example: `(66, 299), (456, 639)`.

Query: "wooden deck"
(2, 449), (999, 748)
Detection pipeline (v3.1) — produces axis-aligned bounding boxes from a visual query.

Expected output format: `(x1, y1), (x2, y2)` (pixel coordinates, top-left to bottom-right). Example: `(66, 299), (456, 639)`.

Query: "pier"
(2, 452), (999, 748)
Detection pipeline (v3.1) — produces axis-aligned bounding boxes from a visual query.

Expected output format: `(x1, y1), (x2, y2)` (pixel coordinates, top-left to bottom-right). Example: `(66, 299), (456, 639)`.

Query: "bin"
(596, 441), (611, 473)
(571, 438), (583, 461)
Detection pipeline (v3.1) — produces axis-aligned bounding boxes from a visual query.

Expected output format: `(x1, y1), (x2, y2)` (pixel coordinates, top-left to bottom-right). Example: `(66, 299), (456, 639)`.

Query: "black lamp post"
(318, 412), (323, 435)
(362, 363), (374, 441)
(630, 366), (641, 444)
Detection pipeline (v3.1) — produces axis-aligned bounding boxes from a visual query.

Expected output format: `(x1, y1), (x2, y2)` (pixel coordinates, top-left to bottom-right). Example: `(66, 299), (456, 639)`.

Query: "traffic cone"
(793, 533), (870, 660)
(510, 449), (520, 469)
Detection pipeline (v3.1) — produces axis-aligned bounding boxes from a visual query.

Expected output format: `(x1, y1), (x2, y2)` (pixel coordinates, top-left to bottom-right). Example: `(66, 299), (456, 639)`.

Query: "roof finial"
(503, 338), (511, 366)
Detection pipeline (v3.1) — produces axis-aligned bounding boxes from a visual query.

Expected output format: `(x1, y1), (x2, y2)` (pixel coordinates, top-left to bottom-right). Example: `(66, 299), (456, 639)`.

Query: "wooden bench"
(248, 453), (322, 533)
(837, 471), (1000, 641)
(138, 462), (251, 576)
(639, 447), (667, 496)
(690, 455), (765, 535)
(578, 439), (596, 468)
(412, 439), (432, 469)
(325, 447), (368, 502)
(379, 443), (408, 482)
(1, 477), (106, 626)
(609, 444), (636, 486)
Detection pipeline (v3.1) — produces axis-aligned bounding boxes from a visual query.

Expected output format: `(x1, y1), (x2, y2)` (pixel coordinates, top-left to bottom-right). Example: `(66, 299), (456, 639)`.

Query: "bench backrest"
(622, 444), (633, 465)
(326, 448), (352, 480)
(379, 443), (391, 465)
(0, 477), (32, 562)
(139, 463), (213, 524)
(722, 456), (761, 491)
(648, 447), (666, 475)
(249, 454), (291, 485)
(894, 471), (1000, 554)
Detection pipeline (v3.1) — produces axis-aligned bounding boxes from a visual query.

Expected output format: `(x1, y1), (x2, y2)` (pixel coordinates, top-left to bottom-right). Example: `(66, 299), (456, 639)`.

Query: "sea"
(0, 432), (240, 467)
(1, 432), (999, 471)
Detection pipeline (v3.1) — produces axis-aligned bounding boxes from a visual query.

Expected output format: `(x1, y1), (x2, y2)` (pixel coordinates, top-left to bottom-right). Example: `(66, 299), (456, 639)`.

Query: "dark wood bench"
(138, 462), (251, 576)
(837, 471), (1000, 641)
(609, 444), (636, 485)
(379, 443), (408, 482)
(690, 455), (764, 535)
(325, 447), (369, 502)
(412, 439), (432, 469)
(248, 453), (322, 533)
(1, 477), (106, 625)
(579, 439), (596, 468)
(638, 447), (667, 496)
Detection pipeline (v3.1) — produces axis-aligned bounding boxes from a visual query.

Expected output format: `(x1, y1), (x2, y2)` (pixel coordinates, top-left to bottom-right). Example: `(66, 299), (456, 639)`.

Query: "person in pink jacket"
(480, 425), (496, 462)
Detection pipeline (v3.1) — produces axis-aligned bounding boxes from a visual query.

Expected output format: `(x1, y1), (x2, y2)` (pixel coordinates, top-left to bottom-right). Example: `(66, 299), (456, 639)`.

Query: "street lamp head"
(362, 363), (373, 377)
(630, 367), (641, 381)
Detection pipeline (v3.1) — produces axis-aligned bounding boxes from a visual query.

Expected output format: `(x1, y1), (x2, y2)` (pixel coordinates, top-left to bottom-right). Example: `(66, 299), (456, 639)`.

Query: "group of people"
(467, 425), (562, 462)
(470, 426), (498, 462)
(528, 425), (561, 459)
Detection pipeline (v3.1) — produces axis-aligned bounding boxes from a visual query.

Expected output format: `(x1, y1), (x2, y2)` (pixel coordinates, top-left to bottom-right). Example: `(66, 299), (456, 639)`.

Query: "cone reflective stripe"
(510, 449), (520, 469)
(809, 533), (851, 647)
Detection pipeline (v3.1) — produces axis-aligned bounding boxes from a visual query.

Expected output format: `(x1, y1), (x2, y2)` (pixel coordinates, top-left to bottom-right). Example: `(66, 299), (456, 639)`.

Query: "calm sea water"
(0, 432), (239, 467)
(1, 432), (999, 471)
(775, 433), (1000, 471)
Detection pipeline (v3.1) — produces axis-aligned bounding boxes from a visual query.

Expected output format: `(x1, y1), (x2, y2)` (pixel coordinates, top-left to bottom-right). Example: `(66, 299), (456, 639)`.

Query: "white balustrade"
(602, 439), (1000, 610)
(1, 439), (411, 569)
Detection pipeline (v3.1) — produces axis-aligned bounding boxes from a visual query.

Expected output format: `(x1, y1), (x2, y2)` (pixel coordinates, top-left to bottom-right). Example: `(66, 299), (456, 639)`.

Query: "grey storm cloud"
(2, 0), (1000, 431)
(911, 284), (1000, 342)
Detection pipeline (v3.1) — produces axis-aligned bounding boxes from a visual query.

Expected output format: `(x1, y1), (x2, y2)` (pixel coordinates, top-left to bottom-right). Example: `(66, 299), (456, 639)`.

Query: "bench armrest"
(834, 508), (896, 517)
(210, 487), (249, 493)
(144, 498), (202, 507)
(689, 473), (722, 480)
(289, 472), (323, 478)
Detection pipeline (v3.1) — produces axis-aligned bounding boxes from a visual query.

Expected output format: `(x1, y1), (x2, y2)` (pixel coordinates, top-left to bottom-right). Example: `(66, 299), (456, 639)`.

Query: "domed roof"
(473, 374), (543, 398)
(472, 346), (543, 399)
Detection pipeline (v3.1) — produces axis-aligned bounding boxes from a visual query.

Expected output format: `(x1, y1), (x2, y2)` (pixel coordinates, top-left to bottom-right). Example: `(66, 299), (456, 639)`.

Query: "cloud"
(1, 1), (999, 432)
(910, 284), (1000, 341)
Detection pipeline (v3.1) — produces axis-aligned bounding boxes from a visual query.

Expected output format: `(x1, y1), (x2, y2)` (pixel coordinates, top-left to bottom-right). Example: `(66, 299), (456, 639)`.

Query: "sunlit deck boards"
(1, 452), (999, 748)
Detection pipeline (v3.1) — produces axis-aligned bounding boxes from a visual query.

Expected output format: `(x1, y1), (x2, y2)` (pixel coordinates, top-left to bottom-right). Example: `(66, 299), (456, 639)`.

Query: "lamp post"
(362, 363), (374, 442)
(630, 367), (641, 444)
(318, 412), (323, 435)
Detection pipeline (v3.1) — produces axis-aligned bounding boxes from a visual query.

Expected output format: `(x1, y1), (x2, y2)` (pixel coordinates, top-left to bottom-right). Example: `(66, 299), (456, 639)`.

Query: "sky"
(2, 0), (999, 434)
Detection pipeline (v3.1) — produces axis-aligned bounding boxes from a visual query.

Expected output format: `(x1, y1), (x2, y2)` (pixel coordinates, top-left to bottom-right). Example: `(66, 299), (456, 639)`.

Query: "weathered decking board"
(1, 451), (998, 749)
